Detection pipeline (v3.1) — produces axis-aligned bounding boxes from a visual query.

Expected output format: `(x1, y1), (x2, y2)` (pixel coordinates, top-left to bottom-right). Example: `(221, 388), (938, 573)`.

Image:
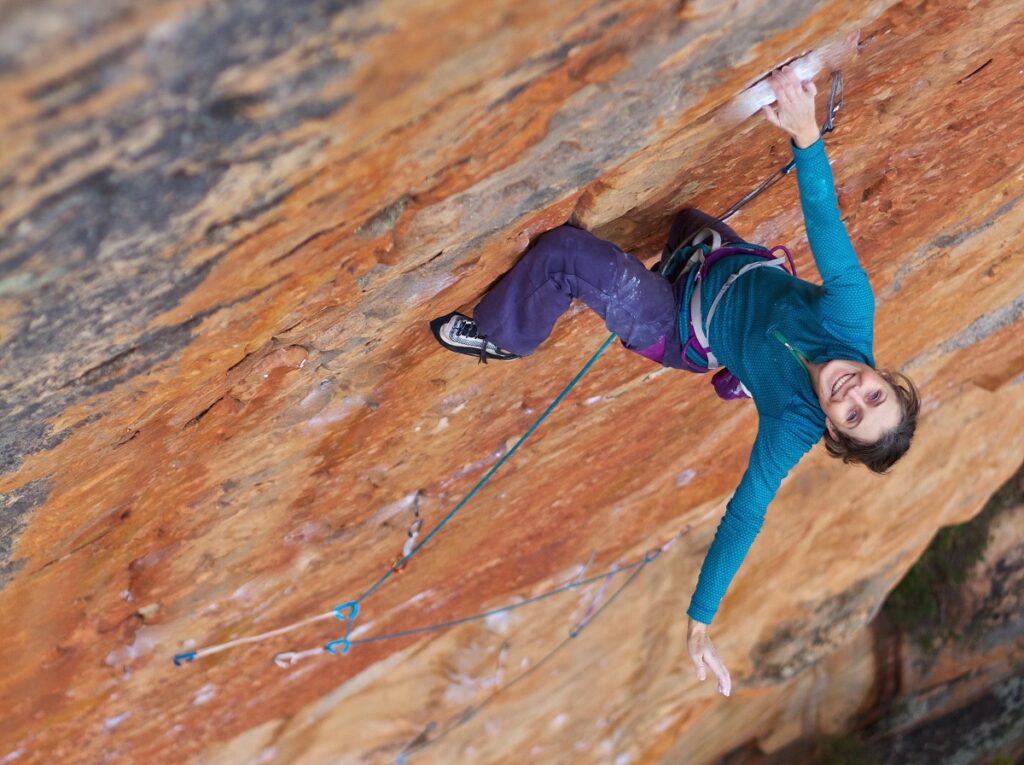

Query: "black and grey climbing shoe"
(429, 311), (521, 364)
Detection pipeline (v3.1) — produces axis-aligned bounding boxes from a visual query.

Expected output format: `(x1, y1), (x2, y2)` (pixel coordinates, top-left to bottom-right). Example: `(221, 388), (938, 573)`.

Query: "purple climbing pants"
(473, 209), (743, 370)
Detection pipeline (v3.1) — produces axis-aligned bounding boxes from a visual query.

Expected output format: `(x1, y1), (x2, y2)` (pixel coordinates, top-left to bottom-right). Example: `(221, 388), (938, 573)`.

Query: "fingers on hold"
(776, 77), (796, 101)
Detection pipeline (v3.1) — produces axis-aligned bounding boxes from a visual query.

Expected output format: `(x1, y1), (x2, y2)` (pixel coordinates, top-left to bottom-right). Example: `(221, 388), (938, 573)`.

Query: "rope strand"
(177, 530), (688, 667)
(395, 550), (658, 764)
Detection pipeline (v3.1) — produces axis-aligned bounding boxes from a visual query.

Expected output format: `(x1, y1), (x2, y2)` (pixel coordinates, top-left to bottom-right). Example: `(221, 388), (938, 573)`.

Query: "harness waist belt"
(680, 227), (792, 370)
(690, 256), (786, 368)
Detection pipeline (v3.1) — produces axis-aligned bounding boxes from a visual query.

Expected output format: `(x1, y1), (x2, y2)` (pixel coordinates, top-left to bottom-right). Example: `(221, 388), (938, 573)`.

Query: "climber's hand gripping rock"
(762, 64), (820, 149)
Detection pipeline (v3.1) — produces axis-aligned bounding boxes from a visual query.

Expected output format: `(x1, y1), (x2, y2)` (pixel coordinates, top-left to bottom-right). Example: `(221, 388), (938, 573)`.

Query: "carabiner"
(822, 71), (844, 134)
(325, 637), (352, 655)
(333, 600), (360, 622)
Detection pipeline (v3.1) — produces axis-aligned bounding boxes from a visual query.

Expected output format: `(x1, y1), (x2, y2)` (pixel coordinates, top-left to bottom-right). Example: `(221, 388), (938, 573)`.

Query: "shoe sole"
(429, 311), (520, 360)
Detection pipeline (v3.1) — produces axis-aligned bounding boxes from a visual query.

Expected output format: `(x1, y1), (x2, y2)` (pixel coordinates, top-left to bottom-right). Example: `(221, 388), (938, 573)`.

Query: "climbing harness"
(627, 228), (795, 401)
(173, 69), (847, 765)
(676, 228), (796, 370)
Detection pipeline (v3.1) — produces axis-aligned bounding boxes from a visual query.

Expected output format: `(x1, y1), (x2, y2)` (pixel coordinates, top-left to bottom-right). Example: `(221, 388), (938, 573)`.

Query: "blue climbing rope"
(172, 332), (623, 668)
(335, 551), (650, 652)
(325, 331), (621, 653)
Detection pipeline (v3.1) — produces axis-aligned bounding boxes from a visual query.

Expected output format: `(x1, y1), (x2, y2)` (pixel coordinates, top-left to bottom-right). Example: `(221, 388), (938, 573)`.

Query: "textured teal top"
(684, 137), (876, 625)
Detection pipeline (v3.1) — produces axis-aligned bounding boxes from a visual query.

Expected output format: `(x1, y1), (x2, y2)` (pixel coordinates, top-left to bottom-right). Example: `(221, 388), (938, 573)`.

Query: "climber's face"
(815, 360), (901, 444)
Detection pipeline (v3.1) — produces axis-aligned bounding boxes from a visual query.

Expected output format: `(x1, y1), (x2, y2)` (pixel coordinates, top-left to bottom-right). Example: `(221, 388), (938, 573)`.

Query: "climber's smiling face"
(814, 360), (901, 444)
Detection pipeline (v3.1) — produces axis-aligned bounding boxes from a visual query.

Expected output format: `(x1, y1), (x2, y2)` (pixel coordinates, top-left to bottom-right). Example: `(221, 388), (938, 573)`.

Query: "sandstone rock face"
(0, 1), (1022, 764)
(865, 471), (1024, 765)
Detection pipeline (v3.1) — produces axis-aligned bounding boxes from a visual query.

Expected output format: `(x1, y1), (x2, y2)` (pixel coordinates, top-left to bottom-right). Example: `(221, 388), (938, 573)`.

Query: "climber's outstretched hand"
(762, 65), (820, 149)
(687, 617), (731, 697)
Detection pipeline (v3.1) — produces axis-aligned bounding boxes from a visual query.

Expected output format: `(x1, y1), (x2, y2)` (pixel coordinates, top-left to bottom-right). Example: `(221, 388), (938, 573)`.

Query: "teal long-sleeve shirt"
(684, 137), (876, 625)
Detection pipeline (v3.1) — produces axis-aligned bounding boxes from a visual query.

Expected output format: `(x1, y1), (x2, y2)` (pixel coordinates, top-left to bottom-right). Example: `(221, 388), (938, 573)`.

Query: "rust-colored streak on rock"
(0, 0), (1022, 763)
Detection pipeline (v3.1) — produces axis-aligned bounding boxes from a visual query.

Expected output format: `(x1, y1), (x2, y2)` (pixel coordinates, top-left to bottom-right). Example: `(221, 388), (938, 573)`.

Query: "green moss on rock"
(882, 461), (1024, 652)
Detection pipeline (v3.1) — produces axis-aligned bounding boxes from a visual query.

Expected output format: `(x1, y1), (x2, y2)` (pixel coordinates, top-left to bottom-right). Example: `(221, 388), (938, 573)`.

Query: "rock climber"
(429, 65), (920, 699)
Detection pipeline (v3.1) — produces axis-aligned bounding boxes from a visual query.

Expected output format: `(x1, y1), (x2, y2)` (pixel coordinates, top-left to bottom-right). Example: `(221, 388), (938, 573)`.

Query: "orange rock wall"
(0, 0), (1022, 764)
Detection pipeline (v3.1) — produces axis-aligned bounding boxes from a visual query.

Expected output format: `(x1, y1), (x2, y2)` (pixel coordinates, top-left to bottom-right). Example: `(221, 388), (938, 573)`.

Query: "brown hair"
(823, 369), (920, 474)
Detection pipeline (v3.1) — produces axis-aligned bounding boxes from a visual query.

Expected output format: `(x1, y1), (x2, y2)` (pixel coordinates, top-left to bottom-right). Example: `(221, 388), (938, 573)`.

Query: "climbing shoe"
(429, 311), (521, 364)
